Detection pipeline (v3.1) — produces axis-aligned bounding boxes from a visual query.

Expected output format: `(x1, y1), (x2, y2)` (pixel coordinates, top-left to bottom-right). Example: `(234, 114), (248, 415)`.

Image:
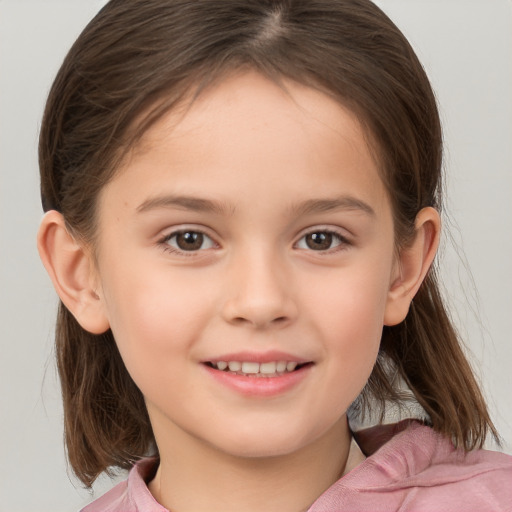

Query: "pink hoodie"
(81, 422), (512, 511)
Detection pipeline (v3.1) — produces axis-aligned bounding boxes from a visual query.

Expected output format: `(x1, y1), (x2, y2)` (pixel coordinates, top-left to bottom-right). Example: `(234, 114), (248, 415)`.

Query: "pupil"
(177, 232), (203, 251)
(306, 232), (332, 250)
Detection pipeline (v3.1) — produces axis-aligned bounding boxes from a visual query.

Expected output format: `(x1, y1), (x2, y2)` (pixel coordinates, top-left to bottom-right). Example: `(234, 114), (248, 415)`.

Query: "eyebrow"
(136, 195), (234, 215)
(288, 196), (375, 217)
(136, 194), (375, 217)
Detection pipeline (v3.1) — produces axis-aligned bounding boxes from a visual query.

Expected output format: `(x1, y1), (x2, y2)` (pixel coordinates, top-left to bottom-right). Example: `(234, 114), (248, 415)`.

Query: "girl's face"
(93, 71), (400, 459)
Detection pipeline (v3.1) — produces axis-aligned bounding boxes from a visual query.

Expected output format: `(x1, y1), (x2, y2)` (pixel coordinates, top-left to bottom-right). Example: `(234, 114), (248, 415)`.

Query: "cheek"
(305, 257), (392, 333)
(304, 258), (392, 387)
(99, 264), (215, 380)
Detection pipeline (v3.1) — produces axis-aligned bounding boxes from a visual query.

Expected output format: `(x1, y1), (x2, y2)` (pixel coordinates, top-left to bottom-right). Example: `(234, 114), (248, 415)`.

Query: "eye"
(162, 230), (216, 252)
(295, 230), (348, 251)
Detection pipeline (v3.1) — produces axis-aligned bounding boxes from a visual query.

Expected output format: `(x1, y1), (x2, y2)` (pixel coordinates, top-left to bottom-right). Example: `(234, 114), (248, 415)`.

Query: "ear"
(384, 207), (440, 326)
(37, 210), (110, 334)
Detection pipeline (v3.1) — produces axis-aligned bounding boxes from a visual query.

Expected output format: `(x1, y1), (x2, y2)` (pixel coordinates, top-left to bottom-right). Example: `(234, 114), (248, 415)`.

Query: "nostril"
(230, 316), (289, 328)
(232, 316), (250, 325)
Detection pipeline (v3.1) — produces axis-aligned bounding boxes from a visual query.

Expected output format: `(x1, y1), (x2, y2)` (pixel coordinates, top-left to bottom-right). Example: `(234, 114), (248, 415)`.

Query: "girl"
(37, 0), (512, 510)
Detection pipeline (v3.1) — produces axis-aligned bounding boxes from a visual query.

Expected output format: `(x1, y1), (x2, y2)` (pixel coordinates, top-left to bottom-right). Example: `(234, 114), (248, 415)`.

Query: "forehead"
(129, 68), (379, 166)
(106, 70), (389, 218)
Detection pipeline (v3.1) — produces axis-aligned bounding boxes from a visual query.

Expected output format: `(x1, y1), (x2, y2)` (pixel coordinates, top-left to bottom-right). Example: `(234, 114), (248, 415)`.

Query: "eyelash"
(295, 228), (351, 254)
(158, 227), (351, 256)
(158, 229), (217, 256)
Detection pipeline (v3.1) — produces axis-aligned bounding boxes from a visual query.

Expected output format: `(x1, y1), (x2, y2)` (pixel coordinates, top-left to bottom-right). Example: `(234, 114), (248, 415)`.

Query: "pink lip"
(202, 350), (311, 364)
(201, 357), (314, 398)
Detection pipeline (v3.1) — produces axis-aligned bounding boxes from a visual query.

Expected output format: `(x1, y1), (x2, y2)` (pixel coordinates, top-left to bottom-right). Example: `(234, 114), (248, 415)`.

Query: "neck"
(149, 416), (353, 512)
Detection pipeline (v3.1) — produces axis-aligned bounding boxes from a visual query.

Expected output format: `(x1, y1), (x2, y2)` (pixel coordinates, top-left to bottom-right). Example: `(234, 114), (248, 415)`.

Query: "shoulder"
(80, 459), (167, 512)
(394, 424), (512, 511)
(80, 478), (129, 512)
(310, 422), (512, 512)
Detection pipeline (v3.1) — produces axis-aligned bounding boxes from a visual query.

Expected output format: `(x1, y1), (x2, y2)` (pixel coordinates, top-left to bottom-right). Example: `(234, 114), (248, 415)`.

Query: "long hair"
(39, 0), (497, 486)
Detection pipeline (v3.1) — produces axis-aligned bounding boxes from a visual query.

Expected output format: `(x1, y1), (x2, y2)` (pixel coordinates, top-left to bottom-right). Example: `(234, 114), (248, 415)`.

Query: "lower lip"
(202, 364), (312, 397)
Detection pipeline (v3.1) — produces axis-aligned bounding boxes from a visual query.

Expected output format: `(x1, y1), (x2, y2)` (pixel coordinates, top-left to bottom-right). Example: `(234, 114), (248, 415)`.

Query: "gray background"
(1, 1), (511, 510)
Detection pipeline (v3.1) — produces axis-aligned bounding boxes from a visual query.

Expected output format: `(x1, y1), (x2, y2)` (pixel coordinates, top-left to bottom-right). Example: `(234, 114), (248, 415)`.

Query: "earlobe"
(384, 207), (441, 326)
(37, 211), (110, 334)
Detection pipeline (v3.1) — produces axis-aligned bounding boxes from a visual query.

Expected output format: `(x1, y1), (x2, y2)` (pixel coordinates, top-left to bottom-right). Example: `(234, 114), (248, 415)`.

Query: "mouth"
(203, 360), (314, 378)
(202, 355), (314, 396)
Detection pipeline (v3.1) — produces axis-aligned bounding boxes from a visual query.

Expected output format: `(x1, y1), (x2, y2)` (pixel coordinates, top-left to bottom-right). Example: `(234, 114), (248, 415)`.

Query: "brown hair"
(39, 0), (498, 487)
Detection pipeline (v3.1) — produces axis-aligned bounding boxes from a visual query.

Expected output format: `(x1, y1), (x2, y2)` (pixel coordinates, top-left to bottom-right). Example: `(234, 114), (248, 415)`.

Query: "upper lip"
(202, 351), (312, 364)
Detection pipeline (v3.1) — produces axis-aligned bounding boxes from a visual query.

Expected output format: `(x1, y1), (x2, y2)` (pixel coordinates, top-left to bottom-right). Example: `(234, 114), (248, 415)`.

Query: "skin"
(38, 71), (440, 512)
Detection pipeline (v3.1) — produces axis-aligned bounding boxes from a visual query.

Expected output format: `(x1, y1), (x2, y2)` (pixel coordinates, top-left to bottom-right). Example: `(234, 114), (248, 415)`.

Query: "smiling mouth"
(204, 360), (313, 378)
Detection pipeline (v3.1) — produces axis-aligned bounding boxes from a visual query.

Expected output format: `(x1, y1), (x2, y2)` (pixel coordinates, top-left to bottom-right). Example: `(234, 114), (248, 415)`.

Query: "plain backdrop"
(0, 1), (511, 510)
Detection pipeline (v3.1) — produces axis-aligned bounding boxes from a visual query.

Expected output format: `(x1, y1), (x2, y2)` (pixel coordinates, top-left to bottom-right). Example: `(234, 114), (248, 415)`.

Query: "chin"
(206, 422), (330, 460)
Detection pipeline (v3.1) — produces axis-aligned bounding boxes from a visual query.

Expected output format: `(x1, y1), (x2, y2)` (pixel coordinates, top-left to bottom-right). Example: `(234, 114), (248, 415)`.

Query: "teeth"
(228, 361), (241, 371)
(241, 362), (260, 374)
(211, 360), (303, 375)
(260, 362), (277, 374)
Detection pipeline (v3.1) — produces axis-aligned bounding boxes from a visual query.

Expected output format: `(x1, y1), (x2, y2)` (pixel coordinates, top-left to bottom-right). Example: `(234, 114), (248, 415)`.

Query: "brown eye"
(305, 232), (333, 250)
(296, 230), (347, 252)
(176, 232), (204, 250)
(165, 230), (215, 252)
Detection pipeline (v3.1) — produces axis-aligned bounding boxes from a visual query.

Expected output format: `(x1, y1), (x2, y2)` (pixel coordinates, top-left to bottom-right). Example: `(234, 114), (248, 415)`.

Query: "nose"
(221, 249), (298, 330)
